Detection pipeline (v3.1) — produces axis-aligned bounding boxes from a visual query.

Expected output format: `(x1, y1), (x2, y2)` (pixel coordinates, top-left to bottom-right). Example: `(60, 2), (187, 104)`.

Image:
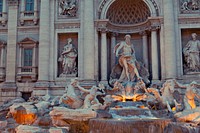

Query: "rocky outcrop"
(174, 107), (200, 123)
(50, 107), (97, 122)
(50, 107), (97, 133)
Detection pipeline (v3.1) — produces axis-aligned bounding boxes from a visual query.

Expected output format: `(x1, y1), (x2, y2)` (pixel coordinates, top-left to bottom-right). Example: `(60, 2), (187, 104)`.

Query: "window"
(25, 0), (34, 12)
(24, 48), (33, 66)
(0, 0), (2, 16)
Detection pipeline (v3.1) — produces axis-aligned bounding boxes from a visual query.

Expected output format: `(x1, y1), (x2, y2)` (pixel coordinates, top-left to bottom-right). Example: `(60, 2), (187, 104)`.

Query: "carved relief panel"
(58, 33), (78, 77)
(180, 0), (200, 13)
(58, 0), (78, 17)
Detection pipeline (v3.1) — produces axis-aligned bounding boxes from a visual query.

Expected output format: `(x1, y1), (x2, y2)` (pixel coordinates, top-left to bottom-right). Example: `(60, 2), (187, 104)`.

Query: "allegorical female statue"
(183, 33), (200, 72)
(58, 38), (77, 76)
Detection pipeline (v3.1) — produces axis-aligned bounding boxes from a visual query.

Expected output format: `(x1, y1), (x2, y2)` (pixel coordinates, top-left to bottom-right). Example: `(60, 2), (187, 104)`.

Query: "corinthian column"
(151, 27), (159, 80)
(38, 0), (50, 81)
(163, 0), (177, 79)
(82, 0), (95, 80)
(140, 31), (148, 69)
(101, 29), (107, 81)
(111, 33), (117, 69)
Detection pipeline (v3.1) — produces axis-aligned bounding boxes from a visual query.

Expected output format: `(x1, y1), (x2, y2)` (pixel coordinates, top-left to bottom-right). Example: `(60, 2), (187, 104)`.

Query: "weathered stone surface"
(9, 103), (37, 124)
(89, 118), (171, 133)
(50, 107), (97, 121)
(49, 127), (69, 133)
(0, 120), (7, 129)
(164, 122), (200, 133)
(15, 125), (47, 133)
(96, 110), (112, 118)
(50, 107), (96, 133)
(35, 101), (51, 115)
(33, 115), (52, 126)
(0, 98), (25, 113)
(174, 107), (200, 123)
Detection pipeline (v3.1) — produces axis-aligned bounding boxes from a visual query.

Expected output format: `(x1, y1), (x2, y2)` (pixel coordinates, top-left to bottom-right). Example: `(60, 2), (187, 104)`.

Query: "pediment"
(18, 37), (38, 44)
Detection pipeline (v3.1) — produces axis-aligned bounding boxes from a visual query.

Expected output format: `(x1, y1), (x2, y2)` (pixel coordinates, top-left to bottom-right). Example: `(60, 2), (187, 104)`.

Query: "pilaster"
(38, 0), (50, 82)
(83, 0), (95, 80)
(150, 26), (159, 80)
(1, 0), (18, 96)
(163, 0), (177, 79)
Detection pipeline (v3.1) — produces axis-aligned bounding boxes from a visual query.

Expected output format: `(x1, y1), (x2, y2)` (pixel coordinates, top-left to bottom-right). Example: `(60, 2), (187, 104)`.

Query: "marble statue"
(191, 0), (198, 10)
(174, 80), (200, 110)
(59, 78), (83, 109)
(58, 38), (77, 75)
(146, 80), (181, 112)
(114, 35), (141, 82)
(76, 83), (106, 109)
(111, 80), (146, 102)
(59, 0), (77, 16)
(183, 33), (200, 72)
(109, 35), (150, 86)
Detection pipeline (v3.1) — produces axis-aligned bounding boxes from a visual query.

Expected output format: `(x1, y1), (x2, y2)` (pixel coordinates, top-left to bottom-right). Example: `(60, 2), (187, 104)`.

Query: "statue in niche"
(109, 34), (149, 85)
(59, 0), (77, 16)
(58, 38), (77, 76)
(183, 33), (200, 73)
(114, 35), (141, 82)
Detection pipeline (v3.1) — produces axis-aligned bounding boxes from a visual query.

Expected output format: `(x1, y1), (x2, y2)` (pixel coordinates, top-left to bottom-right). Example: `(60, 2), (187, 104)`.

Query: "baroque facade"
(0, 0), (200, 104)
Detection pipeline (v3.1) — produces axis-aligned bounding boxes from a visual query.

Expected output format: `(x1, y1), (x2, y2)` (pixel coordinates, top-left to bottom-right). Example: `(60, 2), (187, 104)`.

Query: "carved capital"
(8, 0), (18, 6)
(98, 28), (108, 33)
(139, 31), (147, 36)
(149, 24), (160, 31)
